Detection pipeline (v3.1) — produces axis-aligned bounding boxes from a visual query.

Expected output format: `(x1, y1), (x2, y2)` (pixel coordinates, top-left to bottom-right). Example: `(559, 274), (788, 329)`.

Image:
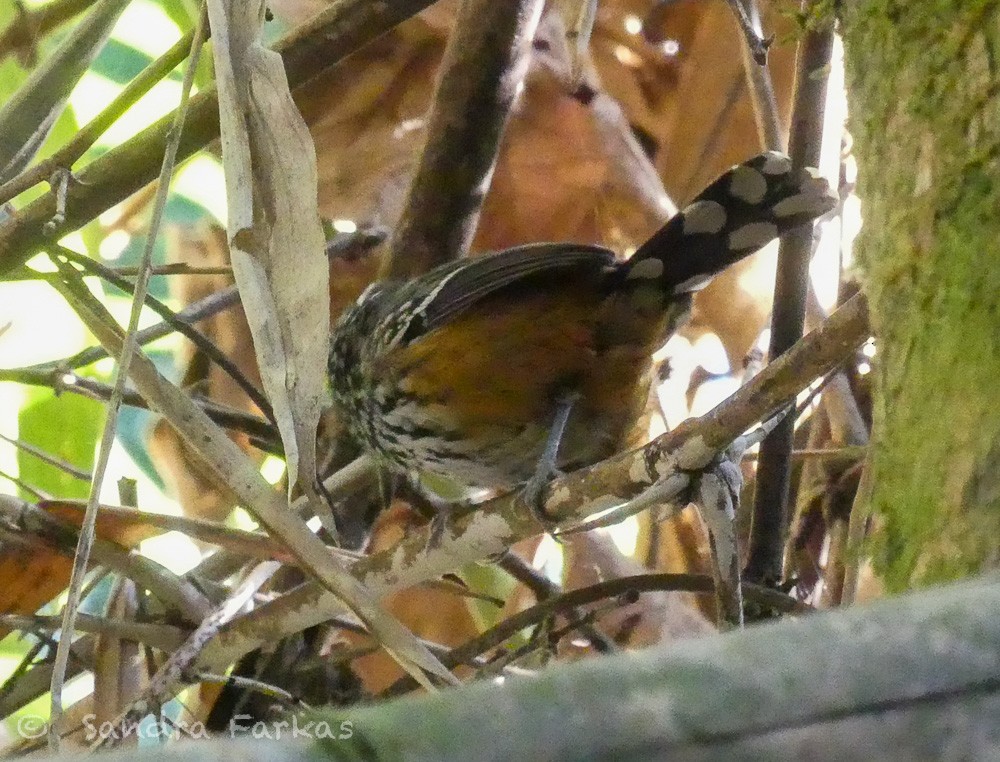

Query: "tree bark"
(841, 2), (1000, 588)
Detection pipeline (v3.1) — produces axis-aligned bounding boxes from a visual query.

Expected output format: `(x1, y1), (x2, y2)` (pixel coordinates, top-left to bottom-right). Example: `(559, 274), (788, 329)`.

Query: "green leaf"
(17, 388), (102, 500)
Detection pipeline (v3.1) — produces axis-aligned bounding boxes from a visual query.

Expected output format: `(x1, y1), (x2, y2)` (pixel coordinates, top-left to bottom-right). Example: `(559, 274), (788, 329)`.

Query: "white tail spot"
(729, 166), (768, 204)
(682, 200), (727, 235)
(728, 221), (779, 251)
(761, 152), (792, 175)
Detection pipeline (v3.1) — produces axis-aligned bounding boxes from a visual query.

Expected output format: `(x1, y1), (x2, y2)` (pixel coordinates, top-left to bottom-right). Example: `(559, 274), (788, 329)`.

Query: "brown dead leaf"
(301, 0), (802, 365)
(0, 502), (156, 641)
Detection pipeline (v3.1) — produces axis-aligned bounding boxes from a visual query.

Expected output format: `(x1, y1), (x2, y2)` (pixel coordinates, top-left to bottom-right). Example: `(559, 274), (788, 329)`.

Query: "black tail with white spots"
(623, 151), (838, 295)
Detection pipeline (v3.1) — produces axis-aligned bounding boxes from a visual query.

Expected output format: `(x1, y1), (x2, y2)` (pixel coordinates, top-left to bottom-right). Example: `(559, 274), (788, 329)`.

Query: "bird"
(327, 151), (837, 517)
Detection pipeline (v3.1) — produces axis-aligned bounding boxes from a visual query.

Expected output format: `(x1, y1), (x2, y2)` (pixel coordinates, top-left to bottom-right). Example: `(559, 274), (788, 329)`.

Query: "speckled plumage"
(328, 152), (837, 489)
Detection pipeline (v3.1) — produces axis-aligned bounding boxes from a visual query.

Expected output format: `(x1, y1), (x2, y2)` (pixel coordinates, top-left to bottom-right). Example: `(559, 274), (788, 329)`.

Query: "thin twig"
(840, 451), (873, 606)
(184, 454), (376, 584)
(731, 0), (782, 148)
(47, 10), (208, 749)
(0, 0), (95, 65)
(382, 0), (545, 278)
(745, 446), (866, 464)
(194, 671), (306, 709)
(745, 3), (836, 588)
(0, 365), (277, 443)
(0, 430), (92, 480)
(0, 468), (50, 499)
(53, 247), (273, 420)
(98, 560), (280, 750)
(0, 613), (186, 652)
(106, 264), (233, 277)
(35, 499), (294, 560)
(725, 0), (772, 65)
(383, 572), (807, 696)
(6, 264), (235, 280)
(56, 283), (241, 371)
(498, 551), (616, 653)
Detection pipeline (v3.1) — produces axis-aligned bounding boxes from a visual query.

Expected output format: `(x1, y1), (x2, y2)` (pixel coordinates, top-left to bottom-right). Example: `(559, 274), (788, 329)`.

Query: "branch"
(0, 0), (95, 65)
(98, 561), (280, 750)
(0, 25), (198, 206)
(725, 0), (772, 66)
(53, 248), (272, 421)
(0, 365), (277, 444)
(56, 283), (241, 371)
(745, 4), (836, 587)
(732, 0), (782, 149)
(382, 0), (545, 278)
(0, 613), (186, 652)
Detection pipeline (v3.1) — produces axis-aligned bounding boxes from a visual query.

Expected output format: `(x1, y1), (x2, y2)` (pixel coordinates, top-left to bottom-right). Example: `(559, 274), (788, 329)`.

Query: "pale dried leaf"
(207, 0), (328, 515)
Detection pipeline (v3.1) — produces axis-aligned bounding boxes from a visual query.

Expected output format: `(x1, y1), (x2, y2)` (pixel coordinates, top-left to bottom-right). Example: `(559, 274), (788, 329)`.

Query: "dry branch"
(746, 4), (837, 587)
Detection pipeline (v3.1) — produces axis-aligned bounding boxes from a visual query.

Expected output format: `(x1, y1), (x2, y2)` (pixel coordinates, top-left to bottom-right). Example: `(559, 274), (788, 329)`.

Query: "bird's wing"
(391, 243), (616, 344)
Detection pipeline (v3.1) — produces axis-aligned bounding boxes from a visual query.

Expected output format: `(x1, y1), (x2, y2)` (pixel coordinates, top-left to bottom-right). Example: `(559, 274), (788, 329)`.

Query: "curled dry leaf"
(207, 0), (328, 514)
(306, 5), (674, 254)
(0, 500), (160, 641)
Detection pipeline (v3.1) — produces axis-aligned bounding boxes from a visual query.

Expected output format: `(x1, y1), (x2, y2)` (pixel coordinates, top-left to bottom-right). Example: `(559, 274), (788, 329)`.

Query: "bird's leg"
(520, 393), (580, 532)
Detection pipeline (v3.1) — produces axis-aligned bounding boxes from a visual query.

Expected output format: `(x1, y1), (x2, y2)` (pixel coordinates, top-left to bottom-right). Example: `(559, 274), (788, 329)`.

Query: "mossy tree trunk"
(841, 2), (1000, 588)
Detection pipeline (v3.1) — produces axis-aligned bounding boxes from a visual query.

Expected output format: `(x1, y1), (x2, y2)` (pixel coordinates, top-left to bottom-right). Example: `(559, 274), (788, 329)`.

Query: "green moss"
(842, 1), (1000, 589)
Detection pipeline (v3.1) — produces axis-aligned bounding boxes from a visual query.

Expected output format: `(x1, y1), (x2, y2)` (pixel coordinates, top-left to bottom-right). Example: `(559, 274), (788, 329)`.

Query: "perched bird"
(328, 152), (837, 512)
